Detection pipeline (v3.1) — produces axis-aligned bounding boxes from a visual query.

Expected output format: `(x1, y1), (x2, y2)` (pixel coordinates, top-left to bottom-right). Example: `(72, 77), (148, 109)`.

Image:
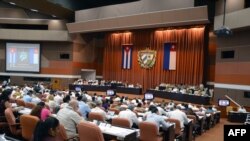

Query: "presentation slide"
(6, 42), (40, 72)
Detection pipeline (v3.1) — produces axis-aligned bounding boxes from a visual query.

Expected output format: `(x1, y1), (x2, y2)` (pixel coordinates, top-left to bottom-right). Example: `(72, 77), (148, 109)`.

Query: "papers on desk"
(137, 112), (146, 117)
(98, 123), (136, 138)
(11, 103), (17, 108)
(18, 108), (32, 115)
(187, 118), (193, 123)
(0, 134), (10, 141)
(138, 117), (143, 122)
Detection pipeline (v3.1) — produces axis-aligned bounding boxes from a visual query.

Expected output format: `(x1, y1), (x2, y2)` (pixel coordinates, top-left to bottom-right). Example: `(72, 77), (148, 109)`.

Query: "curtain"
(103, 27), (205, 91)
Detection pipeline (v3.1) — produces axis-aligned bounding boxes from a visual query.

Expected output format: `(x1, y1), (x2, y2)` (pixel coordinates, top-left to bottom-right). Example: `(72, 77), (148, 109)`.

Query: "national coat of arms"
(137, 49), (156, 69)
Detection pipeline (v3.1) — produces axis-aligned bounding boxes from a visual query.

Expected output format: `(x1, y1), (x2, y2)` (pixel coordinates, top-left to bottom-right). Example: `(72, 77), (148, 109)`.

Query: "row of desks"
(17, 107), (175, 141)
(69, 85), (211, 105)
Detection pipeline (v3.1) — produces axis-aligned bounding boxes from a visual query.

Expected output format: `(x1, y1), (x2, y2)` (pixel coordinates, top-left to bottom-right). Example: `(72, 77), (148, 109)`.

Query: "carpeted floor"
(195, 118), (242, 141)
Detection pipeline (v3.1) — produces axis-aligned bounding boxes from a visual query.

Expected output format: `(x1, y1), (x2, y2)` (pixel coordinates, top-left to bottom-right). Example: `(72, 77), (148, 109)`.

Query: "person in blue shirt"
(146, 105), (171, 131)
(205, 106), (214, 114)
(23, 91), (33, 103)
(77, 95), (91, 119)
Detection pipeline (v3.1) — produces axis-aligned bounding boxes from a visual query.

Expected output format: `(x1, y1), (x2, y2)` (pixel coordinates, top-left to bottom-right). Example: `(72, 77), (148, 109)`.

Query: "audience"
(1, 80), (225, 141)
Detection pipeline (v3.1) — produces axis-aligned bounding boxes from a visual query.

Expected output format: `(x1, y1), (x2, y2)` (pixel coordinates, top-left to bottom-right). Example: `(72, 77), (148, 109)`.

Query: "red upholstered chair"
(25, 102), (36, 109)
(166, 118), (183, 139)
(54, 124), (78, 141)
(77, 122), (104, 141)
(0, 115), (8, 133)
(112, 118), (131, 128)
(88, 112), (105, 122)
(16, 99), (25, 107)
(20, 115), (40, 141)
(4, 108), (21, 136)
(108, 108), (120, 115)
(139, 121), (163, 141)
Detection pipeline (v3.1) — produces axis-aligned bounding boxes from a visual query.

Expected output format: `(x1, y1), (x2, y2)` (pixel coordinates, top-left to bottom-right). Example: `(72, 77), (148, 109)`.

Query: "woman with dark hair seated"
(30, 102), (45, 119)
(33, 117), (60, 141)
(30, 101), (51, 121)
(0, 89), (19, 121)
(0, 89), (12, 116)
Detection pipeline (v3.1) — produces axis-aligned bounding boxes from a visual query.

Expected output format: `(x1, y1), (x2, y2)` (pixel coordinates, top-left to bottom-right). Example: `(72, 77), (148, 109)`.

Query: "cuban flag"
(163, 43), (176, 70)
(122, 44), (133, 69)
(9, 48), (16, 64)
(29, 48), (39, 64)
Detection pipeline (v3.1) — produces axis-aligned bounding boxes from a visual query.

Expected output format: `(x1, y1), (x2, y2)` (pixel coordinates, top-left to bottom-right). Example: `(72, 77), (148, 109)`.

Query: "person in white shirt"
(54, 92), (63, 106)
(188, 103), (193, 109)
(212, 105), (217, 112)
(167, 106), (189, 128)
(31, 93), (42, 104)
(118, 105), (139, 128)
(57, 100), (84, 138)
(238, 106), (247, 113)
(199, 105), (206, 111)
(157, 105), (167, 116)
(91, 100), (108, 120)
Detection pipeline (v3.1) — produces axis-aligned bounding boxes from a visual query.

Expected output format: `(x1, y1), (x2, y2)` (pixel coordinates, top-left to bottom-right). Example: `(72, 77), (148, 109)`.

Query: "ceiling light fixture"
(9, 2), (16, 5)
(30, 9), (38, 12)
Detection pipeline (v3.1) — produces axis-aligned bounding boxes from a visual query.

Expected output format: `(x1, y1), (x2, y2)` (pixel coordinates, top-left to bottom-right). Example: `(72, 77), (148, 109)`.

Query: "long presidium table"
(69, 84), (142, 95)
(69, 85), (211, 105)
(146, 89), (211, 105)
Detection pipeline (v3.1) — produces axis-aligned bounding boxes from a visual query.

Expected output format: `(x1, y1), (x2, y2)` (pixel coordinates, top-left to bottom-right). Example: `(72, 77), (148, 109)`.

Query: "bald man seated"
(57, 100), (84, 138)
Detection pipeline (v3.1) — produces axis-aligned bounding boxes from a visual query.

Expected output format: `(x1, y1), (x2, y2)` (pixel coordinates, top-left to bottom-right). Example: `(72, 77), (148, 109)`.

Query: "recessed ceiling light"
(30, 9), (38, 12)
(52, 15), (57, 18)
(9, 2), (16, 5)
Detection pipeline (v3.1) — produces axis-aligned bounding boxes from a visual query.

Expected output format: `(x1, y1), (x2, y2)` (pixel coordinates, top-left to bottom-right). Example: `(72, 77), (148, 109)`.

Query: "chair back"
(166, 118), (182, 135)
(20, 115), (39, 141)
(112, 118), (130, 128)
(0, 121), (8, 129)
(108, 108), (120, 115)
(77, 122), (104, 141)
(139, 121), (161, 141)
(57, 124), (68, 140)
(4, 108), (21, 135)
(88, 112), (105, 122)
(25, 102), (36, 109)
(110, 104), (118, 108)
(187, 115), (197, 124)
(16, 99), (25, 107)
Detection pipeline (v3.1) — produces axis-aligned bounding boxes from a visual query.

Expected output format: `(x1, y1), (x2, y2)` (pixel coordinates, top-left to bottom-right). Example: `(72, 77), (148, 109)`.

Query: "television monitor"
(159, 86), (166, 91)
(218, 99), (230, 106)
(144, 93), (154, 100)
(75, 86), (81, 92)
(6, 42), (41, 73)
(106, 89), (116, 96)
(244, 91), (250, 98)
